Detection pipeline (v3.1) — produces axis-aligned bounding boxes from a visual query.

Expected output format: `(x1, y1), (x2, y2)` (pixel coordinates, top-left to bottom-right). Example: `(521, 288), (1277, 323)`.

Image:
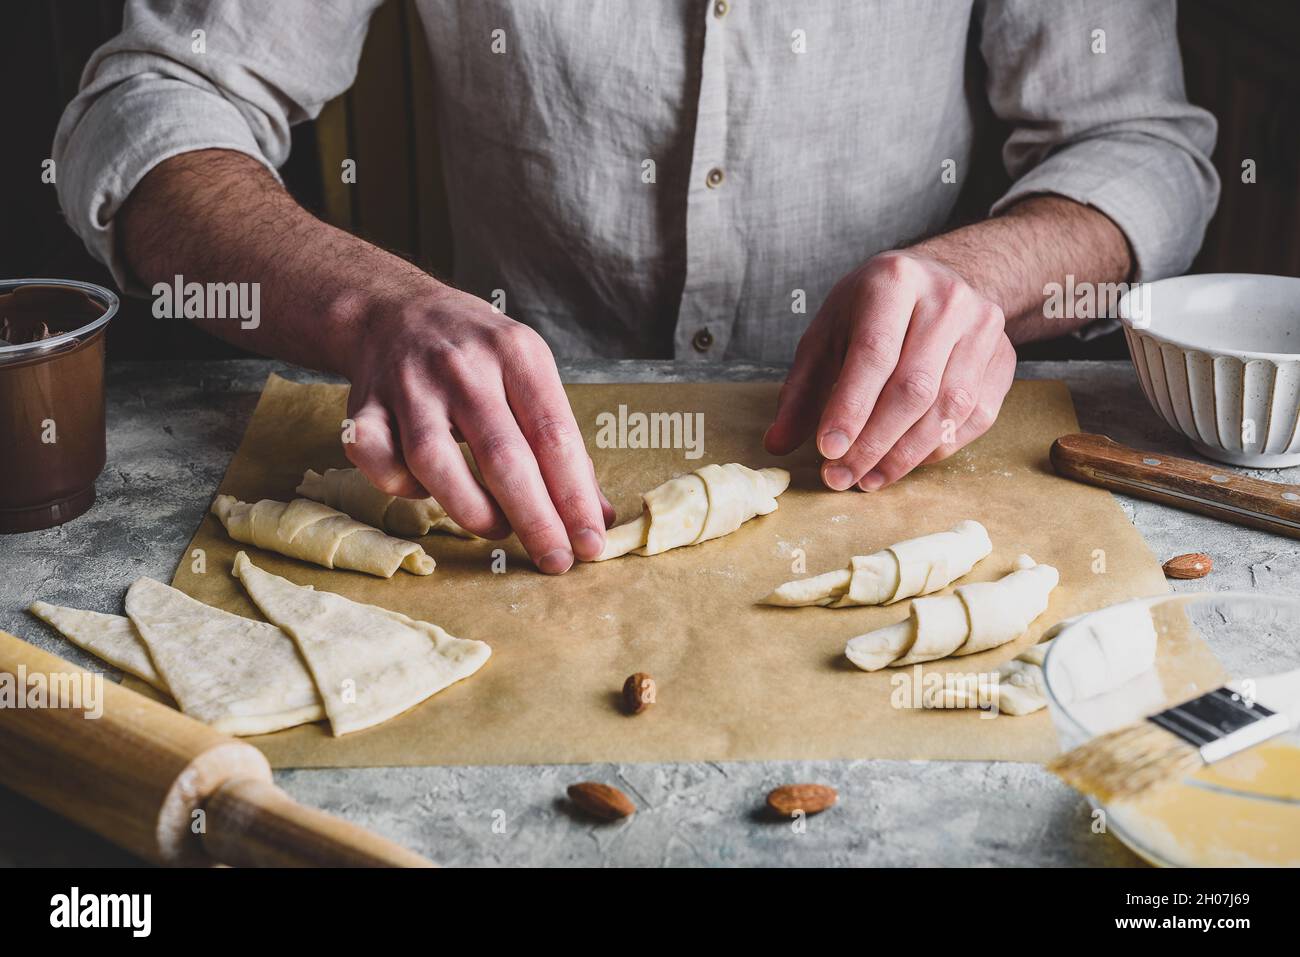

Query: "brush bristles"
(1048, 722), (1206, 803)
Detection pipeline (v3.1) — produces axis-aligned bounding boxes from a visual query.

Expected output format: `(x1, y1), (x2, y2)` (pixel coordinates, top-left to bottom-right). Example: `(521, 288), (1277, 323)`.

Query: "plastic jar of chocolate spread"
(0, 279), (118, 533)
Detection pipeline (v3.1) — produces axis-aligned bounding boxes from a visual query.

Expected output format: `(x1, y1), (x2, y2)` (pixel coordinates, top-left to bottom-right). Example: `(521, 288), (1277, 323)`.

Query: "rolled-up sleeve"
(53, 0), (383, 290)
(981, 0), (1219, 280)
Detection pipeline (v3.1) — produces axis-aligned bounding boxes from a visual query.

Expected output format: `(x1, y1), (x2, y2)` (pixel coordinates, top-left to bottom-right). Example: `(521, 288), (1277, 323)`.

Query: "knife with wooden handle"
(0, 630), (433, 867)
(1050, 433), (1300, 540)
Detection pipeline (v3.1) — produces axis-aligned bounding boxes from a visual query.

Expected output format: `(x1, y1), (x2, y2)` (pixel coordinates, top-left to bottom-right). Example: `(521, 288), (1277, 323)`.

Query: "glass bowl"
(1042, 591), (1300, 867)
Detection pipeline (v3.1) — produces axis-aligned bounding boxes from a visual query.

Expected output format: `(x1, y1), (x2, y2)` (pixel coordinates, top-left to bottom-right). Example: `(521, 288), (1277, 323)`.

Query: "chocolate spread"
(0, 282), (117, 533)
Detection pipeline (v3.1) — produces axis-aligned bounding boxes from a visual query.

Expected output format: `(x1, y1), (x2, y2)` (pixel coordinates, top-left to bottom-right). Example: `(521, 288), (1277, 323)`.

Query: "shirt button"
(692, 328), (714, 352)
(706, 167), (725, 188)
(713, 0), (729, 17)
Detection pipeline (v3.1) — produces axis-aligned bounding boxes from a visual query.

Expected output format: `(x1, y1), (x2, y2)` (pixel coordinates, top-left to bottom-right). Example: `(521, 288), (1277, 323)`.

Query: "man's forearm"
(117, 148), (445, 374)
(118, 149), (614, 571)
(910, 195), (1134, 344)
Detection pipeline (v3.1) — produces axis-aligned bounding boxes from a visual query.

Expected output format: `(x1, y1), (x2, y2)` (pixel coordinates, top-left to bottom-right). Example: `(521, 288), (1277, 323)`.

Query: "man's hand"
(341, 286), (614, 573)
(118, 149), (612, 574)
(765, 249), (1015, 490)
(765, 196), (1133, 489)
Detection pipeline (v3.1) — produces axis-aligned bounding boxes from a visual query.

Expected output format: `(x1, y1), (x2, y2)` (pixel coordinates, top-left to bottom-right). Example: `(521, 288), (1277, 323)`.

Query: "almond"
(1163, 552), (1212, 579)
(567, 782), (635, 820)
(622, 672), (657, 714)
(766, 783), (838, 818)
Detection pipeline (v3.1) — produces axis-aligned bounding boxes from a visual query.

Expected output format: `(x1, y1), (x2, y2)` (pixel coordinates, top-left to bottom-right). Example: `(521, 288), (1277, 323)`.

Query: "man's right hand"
(341, 286), (614, 574)
(117, 149), (611, 574)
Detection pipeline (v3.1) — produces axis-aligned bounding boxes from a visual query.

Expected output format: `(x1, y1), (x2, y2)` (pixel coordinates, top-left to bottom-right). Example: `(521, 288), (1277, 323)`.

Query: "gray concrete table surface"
(2, 359), (1297, 867)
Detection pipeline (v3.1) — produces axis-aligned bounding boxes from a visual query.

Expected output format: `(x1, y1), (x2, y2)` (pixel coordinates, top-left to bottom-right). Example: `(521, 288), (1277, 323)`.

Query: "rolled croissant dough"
(846, 554), (1059, 671)
(925, 599), (1162, 716)
(232, 551), (491, 736)
(211, 494), (435, 577)
(297, 467), (476, 539)
(923, 639), (1055, 716)
(595, 462), (790, 561)
(763, 520), (992, 607)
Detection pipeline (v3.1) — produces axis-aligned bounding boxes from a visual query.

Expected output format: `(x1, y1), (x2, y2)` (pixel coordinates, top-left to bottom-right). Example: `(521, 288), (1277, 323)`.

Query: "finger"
(499, 327), (608, 561)
(831, 297), (995, 487)
(825, 330), (949, 489)
(856, 330), (993, 489)
(921, 334), (1015, 465)
(393, 400), (509, 539)
(342, 394), (425, 499)
(590, 455), (617, 528)
(765, 328), (833, 456)
(454, 382), (575, 574)
(815, 278), (914, 471)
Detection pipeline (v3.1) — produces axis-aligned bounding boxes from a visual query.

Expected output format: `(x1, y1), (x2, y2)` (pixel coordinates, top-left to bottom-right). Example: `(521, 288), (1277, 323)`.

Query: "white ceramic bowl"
(1118, 274), (1300, 468)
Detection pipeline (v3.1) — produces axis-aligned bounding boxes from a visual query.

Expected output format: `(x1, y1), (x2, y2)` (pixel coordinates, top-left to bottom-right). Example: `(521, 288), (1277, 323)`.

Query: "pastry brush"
(1047, 667), (1300, 804)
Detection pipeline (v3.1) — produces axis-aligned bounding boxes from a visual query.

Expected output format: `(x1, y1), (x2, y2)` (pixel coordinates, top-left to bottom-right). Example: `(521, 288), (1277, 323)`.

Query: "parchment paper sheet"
(157, 374), (1222, 768)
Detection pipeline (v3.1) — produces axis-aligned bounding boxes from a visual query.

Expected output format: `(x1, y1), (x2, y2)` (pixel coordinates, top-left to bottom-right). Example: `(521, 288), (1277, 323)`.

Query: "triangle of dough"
(28, 600), (167, 691)
(124, 577), (325, 736)
(231, 551), (491, 736)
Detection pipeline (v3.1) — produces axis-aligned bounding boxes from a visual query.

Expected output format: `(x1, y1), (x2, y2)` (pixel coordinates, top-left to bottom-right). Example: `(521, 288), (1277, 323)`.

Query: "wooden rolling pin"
(1051, 433), (1300, 540)
(0, 630), (432, 867)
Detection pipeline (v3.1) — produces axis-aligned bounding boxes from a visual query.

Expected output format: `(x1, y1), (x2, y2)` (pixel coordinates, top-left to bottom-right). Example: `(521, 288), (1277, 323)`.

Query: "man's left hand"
(765, 249), (1016, 490)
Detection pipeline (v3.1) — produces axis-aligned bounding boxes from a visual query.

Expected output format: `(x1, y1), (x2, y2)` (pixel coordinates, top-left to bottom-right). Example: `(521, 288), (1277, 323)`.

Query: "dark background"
(1, 0), (1298, 363)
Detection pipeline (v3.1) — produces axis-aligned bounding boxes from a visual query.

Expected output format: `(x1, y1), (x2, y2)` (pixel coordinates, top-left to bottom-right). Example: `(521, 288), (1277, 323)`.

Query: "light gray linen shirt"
(55, 0), (1218, 361)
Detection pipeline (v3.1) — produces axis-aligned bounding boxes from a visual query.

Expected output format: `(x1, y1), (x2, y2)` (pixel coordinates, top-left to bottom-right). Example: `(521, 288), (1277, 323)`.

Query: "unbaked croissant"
(921, 639), (1054, 716)
(211, 495), (436, 577)
(923, 598), (1160, 715)
(594, 463), (791, 561)
(296, 467), (477, 539)
(762, 520), (991, 607)
(845, 554), (1058, 671)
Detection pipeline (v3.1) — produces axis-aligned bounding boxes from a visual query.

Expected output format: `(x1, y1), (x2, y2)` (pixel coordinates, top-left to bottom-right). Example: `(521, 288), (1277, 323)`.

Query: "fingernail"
(858, 471), (884, 492)
(824, 465), (854, 490)
(537, 548), (574, 574)
(820, 429), (850, 459)
(572, 527), (603, 560)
